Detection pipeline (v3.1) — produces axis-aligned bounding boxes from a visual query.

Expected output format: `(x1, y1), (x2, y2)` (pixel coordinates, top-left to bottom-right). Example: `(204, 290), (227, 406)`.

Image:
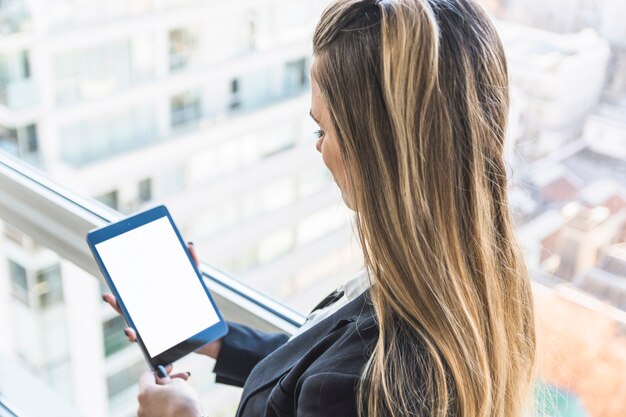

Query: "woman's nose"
(316, 137), (324, 153)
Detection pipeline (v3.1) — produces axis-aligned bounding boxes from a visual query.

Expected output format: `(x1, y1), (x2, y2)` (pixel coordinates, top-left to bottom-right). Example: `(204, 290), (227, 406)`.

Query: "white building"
(496, 21), (611, 159)
(0, 1), (364, 417)
(485, 0), (626, 47)
(487, 0), (603, 35)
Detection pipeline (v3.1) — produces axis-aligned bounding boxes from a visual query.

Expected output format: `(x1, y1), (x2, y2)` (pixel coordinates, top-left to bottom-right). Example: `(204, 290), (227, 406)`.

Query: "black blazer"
(213, 291), (378, 417)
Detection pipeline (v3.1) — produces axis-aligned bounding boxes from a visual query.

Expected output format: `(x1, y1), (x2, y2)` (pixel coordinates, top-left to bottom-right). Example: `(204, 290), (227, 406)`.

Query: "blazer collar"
(237, 290), (374, 413)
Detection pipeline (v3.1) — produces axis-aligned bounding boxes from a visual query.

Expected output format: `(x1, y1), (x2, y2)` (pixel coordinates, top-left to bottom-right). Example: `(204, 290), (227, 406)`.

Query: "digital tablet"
(86, 205), (228, 372)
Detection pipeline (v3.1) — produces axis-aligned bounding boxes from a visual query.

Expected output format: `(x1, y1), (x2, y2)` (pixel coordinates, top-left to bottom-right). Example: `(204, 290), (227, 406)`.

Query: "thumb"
(155, 365), (172, 385)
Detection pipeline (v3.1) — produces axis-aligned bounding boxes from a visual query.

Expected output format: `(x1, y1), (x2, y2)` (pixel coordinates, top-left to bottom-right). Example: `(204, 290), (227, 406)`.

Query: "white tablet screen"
(95, 216), (219, 357)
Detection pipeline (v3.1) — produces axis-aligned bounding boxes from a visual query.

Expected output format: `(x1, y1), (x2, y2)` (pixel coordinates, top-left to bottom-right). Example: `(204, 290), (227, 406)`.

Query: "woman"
(105, 0), (537, 416)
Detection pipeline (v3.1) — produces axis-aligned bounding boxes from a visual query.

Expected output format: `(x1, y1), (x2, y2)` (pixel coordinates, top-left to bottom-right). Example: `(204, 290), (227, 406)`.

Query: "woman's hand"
(102, 242), (223, 359)
(137, 369), (204, 417)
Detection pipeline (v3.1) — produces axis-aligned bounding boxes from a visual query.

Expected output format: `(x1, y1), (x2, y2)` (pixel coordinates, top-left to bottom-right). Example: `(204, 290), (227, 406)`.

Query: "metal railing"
(0, 151), (305, 335)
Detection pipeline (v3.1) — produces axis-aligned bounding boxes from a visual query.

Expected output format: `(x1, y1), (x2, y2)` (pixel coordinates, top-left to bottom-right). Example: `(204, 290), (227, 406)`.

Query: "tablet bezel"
(86, 205), (228, 370)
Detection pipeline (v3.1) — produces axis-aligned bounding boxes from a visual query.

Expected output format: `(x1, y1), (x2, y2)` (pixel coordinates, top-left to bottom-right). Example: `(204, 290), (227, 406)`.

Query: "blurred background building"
(0, 1), (360, 416)
(481, 1), (626, 416)
(0, 0), (624, 417)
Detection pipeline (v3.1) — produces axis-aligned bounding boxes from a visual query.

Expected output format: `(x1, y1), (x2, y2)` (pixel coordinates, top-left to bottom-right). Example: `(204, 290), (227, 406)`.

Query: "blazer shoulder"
(295, 371), (362, 417)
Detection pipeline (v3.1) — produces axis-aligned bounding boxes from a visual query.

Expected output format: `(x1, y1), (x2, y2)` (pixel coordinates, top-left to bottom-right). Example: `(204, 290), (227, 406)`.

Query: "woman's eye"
(313, 129), (325, 139)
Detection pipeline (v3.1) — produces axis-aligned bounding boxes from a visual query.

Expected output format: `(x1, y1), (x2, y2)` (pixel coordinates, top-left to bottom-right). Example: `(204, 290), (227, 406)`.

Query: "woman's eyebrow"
(309, 110), (320, 124)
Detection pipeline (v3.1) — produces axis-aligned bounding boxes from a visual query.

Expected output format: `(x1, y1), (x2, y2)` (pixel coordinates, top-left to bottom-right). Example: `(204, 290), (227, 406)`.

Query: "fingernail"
(186, 371), (191, 377)
(123, 329), (130, 337)
(157, 365), (168, 378)
(188, 241), (194, 246)
(101, 295), (107, 302)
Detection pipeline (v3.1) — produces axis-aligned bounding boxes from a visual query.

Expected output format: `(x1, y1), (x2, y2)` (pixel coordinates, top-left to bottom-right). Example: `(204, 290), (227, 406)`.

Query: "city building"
(0, 1), (362, 417)
(496, 21), (611, 160)
(483, 0), (614, 37)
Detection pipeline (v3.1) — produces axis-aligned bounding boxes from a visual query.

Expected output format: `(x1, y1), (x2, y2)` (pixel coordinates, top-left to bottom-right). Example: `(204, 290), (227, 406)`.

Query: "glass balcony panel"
(53, 36), (154, 106)
(59, 104), (158, 166)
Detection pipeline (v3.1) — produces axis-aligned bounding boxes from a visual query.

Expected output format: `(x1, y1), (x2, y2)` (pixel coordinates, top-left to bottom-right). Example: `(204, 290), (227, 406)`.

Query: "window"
(9, 259), (29, 305)
(138, 177), (152, 202)
(0, 50), (31, 84)
(60, 105), (157, 165)
(236, 68), (273, 110)
(102, 316), (128, 357)
(25, 124), (38, 152)
(170, 91), (202, 128)
(96, 190), (119, 210)
(283, 58), (308, 95)
(53, 36), (154, 105)
(229, 78), (241, 110)
(169, 27), (198, 71)
(0, 127), (18, 155)
(0, 123), (38, 158)
(35, 265), (63, 308)
(0, 51), (34, 108)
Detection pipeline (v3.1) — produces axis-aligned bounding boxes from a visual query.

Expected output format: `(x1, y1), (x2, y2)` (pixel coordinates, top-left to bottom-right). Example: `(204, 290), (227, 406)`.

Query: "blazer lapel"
(237, 291), (372, 414)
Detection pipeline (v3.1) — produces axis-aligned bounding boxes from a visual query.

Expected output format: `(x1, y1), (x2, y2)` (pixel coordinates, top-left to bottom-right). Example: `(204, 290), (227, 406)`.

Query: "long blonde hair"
(312, 1), (536, 416)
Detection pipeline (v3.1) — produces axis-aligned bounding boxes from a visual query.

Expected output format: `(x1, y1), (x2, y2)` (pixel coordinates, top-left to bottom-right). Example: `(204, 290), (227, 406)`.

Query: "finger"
(160, 364), (188, 380)
(169, 371), (191, 381)
(187, 242), (199, 267)
(124, 327), (137, 342)
(102, 293), (122, 315)
(156, 374), (171, 385)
